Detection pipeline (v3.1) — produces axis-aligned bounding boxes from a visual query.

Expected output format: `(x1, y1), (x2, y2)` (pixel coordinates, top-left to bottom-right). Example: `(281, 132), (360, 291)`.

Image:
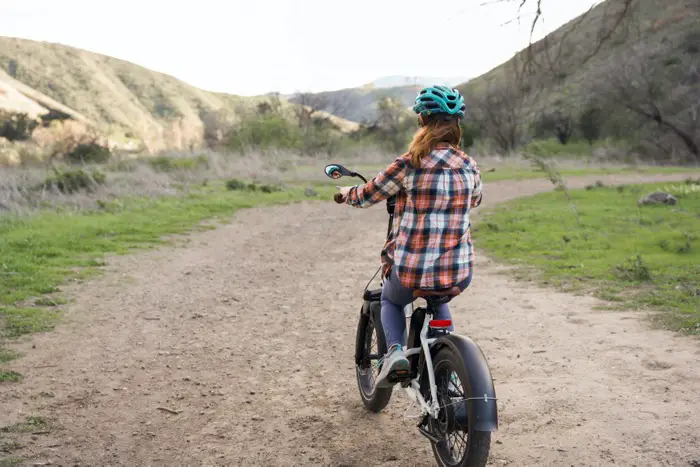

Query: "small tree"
(370, 97), (415, 153)
(469, 57), (540, 153)
(290, 92), (339, 155)
(579, 105), (603, 145)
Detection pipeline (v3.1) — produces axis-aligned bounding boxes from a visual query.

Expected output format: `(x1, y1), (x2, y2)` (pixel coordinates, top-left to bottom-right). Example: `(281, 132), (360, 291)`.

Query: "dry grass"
(0, 148), (389, 214)
(2, 146), (696, 215)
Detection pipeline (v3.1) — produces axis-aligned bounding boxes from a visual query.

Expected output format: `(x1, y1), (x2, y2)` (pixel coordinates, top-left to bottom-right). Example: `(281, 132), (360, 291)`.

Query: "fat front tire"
(355, 313), (392, 412)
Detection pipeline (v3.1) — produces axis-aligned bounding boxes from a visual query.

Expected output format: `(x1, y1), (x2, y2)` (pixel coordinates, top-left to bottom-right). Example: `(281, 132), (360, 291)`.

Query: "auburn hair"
(407, 116), (462, 168)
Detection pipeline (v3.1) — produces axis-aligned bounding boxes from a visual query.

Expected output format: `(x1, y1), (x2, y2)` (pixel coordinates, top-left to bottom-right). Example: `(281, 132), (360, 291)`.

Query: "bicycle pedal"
(390, 369), (410, 381)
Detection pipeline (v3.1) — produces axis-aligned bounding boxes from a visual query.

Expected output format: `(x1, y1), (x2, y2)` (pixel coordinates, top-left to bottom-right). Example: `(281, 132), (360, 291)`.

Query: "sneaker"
(374, 344), (410, 388)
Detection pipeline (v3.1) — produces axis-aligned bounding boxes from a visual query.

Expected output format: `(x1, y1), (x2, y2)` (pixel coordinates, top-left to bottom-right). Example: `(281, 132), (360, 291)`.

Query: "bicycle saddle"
(412, 287), (461, 299)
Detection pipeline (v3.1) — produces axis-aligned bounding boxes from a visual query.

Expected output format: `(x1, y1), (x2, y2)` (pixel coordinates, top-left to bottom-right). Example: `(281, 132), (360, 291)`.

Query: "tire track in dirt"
(1, 173), (699, 466)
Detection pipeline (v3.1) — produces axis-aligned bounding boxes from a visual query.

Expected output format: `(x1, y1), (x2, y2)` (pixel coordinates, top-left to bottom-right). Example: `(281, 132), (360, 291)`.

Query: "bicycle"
(325, 163), (498, 467)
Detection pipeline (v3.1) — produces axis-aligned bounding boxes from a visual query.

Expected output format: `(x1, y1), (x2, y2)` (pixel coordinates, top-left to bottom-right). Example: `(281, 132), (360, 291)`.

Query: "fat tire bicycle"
(325, 163), (498, 467)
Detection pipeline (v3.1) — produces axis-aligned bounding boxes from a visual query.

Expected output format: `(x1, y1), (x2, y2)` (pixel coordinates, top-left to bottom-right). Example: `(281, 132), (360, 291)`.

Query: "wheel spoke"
(430, 366), (471, 465)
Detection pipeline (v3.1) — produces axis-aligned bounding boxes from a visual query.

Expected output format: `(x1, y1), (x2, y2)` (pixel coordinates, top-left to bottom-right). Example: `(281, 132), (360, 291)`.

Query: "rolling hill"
(0, 37), (273, 153)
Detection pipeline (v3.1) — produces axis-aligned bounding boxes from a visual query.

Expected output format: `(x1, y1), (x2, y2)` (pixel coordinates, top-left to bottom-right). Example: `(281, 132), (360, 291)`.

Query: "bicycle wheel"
(355, 313), (392, 412)
(423, 347), (491, 467)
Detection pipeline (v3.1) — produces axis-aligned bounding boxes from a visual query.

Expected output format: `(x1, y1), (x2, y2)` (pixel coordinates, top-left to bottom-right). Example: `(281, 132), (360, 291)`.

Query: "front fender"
(434, 333), (498, 432)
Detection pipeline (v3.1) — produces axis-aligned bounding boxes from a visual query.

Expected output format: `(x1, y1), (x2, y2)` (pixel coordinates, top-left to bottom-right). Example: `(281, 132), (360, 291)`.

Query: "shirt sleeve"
(469, 157), (483, 208)
(346, 156), (408, 208)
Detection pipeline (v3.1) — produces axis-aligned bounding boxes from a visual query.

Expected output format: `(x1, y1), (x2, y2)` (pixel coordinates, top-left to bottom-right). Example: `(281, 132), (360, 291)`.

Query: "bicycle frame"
(402, 310), (442, 418)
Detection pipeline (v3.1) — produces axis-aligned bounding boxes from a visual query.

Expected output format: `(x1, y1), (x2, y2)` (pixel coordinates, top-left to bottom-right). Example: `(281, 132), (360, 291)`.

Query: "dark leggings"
(380, 267), (473, 349)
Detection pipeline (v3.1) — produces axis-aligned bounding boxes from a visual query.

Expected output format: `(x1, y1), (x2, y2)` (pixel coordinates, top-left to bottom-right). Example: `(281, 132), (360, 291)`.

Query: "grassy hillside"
(460, 0), (697, 92)
(0, 37), (264, 152)
(456, 0), (700, 161)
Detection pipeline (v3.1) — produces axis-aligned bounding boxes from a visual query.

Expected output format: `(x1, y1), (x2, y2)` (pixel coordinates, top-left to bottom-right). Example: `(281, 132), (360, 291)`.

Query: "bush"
(0, 111), (38, 141)
(460, 119), (481, 149)
(225, 179), (282, 193)
(579, 106), (603, 145)
(227, 114), (301, 151)
(613, 254), (652, 282)
(66, 142), (111, 164)
(107, 159), (138, 172)
(225, 178), (246, 191)
(532, 113), (559, 140)
(147, 154), (209, 172)
(43, 168), (107, 194)
(259, 184), (281, 193)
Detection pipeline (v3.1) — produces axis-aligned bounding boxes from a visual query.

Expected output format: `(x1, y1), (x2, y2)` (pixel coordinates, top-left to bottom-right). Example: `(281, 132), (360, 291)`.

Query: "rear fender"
(433, 333), (498, 432)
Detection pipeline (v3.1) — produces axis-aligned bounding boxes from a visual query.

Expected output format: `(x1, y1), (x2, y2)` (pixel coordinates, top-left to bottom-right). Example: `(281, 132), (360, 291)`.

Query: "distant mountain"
(286, 76), (471, 124)
(288, 84), (421, 124)
(370, 75), (470, 89)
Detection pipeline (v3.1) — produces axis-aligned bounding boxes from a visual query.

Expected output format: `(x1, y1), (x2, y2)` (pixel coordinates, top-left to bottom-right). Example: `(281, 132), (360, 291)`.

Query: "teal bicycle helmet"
(412, 85), (465, 119)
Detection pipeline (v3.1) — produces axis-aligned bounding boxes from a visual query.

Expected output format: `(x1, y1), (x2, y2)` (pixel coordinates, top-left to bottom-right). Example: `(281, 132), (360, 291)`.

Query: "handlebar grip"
(334, 193), (345, 204)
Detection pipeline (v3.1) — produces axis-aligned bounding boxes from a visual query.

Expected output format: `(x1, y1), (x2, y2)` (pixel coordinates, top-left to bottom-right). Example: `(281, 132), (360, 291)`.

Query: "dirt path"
(2, 173), (699, 466)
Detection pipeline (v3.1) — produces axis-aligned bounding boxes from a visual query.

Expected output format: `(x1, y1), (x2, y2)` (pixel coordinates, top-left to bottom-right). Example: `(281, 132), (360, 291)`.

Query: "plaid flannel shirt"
(346, 143), (483, 290)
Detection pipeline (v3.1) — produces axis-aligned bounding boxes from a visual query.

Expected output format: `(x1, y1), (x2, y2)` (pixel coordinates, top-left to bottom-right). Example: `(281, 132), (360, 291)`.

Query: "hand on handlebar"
(335, 186), (352, 204)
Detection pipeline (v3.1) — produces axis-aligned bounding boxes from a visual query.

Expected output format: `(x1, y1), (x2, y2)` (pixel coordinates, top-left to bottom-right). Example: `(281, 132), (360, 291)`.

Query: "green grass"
(0, 183), (334, 343)
(475, 181), (700, 333)
(0, 456), (22, 467)
(0, 370), (22, 383)
(0, 416), (49, 434)
(295, 161), (699, 184)
(0, 348), (19, 363)
(480, 165), (700, 182)
(523, 138), (628, 158)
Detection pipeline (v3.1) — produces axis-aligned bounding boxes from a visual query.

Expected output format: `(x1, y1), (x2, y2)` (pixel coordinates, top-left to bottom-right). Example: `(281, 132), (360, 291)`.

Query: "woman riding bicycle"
(337, 85), (483, 388)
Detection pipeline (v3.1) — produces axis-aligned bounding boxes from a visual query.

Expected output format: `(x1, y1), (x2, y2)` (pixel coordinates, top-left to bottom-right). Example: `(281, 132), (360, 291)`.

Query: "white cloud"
(0, 0), (599, 95)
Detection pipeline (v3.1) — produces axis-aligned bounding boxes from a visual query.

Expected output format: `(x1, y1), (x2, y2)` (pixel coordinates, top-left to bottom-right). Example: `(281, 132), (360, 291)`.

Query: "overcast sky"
(0, 0), (600, 96)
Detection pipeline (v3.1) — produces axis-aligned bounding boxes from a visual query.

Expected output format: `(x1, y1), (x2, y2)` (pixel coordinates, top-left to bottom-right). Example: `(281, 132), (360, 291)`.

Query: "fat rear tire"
(427, 348), (491, 467)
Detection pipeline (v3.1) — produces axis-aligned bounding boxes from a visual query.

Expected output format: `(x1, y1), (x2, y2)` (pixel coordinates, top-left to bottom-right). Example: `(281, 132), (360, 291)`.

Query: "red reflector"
(429, 320), (452, 328)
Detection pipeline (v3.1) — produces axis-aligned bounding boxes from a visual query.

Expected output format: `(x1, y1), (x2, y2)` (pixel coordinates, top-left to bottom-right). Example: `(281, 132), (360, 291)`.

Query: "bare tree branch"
(602, 38), (700, 162)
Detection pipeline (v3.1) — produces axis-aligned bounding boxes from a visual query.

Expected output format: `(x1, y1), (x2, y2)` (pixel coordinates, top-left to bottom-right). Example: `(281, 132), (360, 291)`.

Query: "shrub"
(460, 119), (481, 148)
(147, 154), (209, 172)
(225, 178), (246, 191)
(532, 113), (558, 140)
(42, 168), (107, 194)
(663, 56), (681, 67)
(225, 179), (282, 193)
(0, 111), (38, 141)
(107, 159), (138, 172)
(259, 184), (281, 193)
(65, 142), (111, 164)
(613, 254), (652, 282)
(227, 114), (301, 151)
(579, 106), (603, 144)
